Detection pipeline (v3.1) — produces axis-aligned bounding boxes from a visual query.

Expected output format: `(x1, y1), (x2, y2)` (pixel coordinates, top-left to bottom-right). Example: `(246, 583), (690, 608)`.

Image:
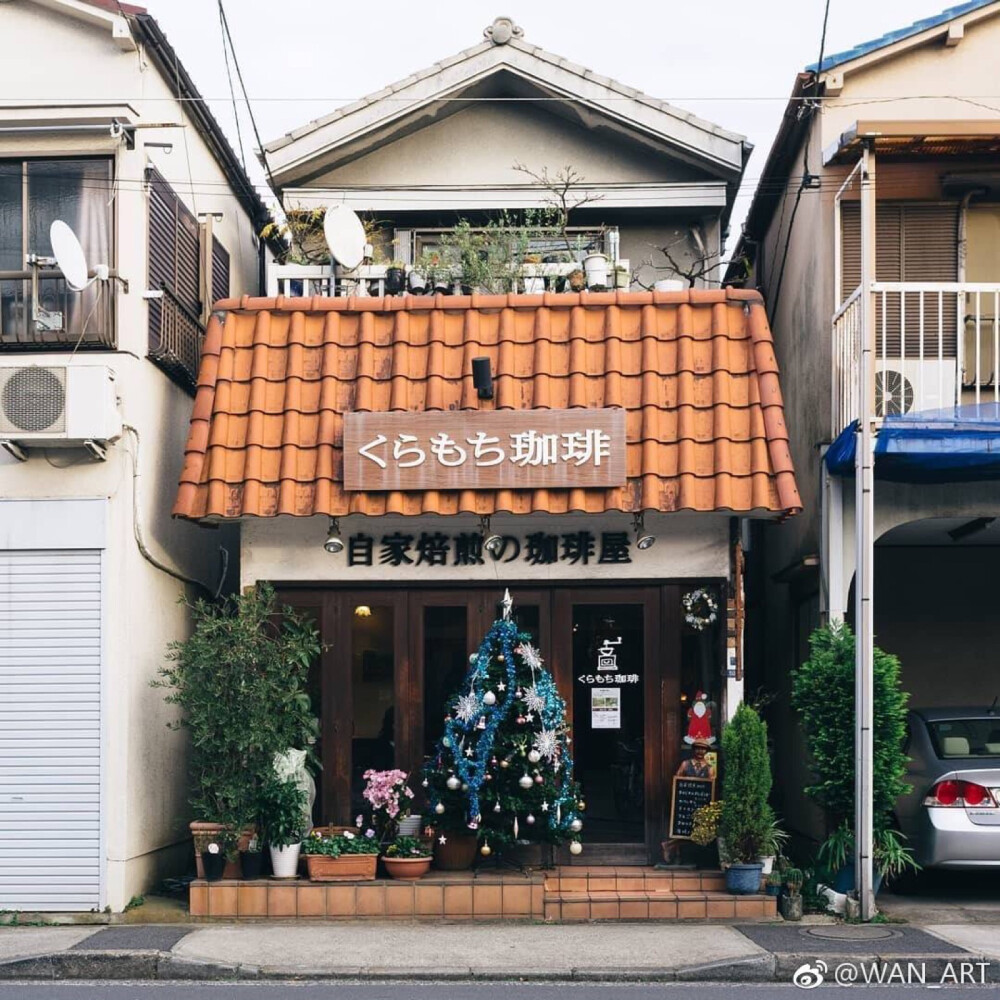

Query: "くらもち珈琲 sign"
(343, 409), (625, 491)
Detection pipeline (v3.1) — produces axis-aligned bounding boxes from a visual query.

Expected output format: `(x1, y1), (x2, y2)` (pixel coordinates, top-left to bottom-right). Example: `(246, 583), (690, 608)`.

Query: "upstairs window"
(146, 167), (229, 392)
(0, 158), (114, 349)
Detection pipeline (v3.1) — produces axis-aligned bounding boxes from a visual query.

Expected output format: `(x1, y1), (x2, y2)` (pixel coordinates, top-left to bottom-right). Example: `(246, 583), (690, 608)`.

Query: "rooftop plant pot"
(583, 252), (609, 289)
(654, 278), (686, 292)
(724, 862), (764, 895)
(408, 270), (427, 294)
(433, 831), (478, 871)
(385, 267), (406, 295)
(305, 853), (378, 882)
(383, 856), (432, 880)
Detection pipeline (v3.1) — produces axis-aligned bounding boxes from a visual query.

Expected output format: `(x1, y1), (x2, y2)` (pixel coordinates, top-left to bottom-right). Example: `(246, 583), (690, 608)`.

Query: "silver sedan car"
(896, 708), (1000, 869)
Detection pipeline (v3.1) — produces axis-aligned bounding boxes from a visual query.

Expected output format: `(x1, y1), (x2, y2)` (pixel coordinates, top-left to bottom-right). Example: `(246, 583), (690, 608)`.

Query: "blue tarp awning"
(825, 403), (1000, 482)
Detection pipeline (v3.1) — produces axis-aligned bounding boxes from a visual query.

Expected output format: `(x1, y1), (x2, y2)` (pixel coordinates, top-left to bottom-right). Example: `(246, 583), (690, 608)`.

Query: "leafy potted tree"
(156, 584), (320, 880)
(260, 776), (306, 878)
(382, 836), (432, 880)
(719, 703), (773, 894)
(791, 623), (916, 893)
(301, 829), (380, 881)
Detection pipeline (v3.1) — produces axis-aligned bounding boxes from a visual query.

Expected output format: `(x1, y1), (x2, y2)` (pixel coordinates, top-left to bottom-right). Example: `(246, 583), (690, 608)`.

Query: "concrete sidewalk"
(0, 920), (997, 983)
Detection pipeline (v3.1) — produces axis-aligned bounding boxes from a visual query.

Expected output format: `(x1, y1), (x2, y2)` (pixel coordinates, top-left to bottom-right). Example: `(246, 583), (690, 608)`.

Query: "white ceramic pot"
(523, 276), (546, 294)
(759, 855), (775, 875)
(397, 815), (422, 837)
(269, 842), (301, 878)
(654, 278), (686, 292)
(583, 253), (609, 288)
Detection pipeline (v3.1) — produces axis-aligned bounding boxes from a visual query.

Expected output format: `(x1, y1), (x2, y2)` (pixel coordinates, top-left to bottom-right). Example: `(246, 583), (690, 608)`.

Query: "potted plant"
(780, 868), (804, 920)
(156, 584), (320, 879)
(260, 776), (307, 878)
(385, 261), (406, 295)
(791, 623), (915, 893)
(382, 835), (432, 880)
(614, 264), (630, 290)
(201, 839), (227, 882)
(583, 251), (609, 289)
(759, 816), (788, 875)
(765, 871), (783, 897)
(361, 769), (415, 846)
(719, 703), (772, 894)
(301, 829), (379, 881)
(240, 834), (264, 880)
(567, 268), (586, 292)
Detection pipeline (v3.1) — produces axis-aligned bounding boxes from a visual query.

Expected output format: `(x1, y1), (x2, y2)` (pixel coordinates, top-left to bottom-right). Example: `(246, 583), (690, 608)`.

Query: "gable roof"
(173, 289), (800, 522)
(262, 17), (750, 202)
(807, 0), (997, 72)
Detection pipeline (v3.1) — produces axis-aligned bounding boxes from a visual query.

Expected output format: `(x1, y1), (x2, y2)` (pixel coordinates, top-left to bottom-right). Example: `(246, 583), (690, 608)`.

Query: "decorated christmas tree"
(424, 590), (583, 856)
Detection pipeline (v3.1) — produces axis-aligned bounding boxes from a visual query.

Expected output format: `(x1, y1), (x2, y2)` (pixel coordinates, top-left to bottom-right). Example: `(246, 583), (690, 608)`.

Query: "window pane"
(423, 606), (468, 759)
(0, 163), (23, 342)
(26, 160), (112, 345)
(351, 605), (396, 818)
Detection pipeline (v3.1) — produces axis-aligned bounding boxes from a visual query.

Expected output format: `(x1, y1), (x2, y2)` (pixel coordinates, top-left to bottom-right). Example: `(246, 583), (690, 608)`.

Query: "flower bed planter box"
(305, 853), (378, 881)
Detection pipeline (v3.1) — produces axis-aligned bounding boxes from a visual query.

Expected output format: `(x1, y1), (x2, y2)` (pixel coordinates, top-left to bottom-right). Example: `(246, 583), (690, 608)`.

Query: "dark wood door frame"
(277, 583), (682, 857)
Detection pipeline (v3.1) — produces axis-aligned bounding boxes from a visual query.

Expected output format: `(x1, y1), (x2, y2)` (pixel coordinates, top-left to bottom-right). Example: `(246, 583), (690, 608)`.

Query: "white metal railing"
(267, 258), (632, 300)
(833, 281), (1000, 431)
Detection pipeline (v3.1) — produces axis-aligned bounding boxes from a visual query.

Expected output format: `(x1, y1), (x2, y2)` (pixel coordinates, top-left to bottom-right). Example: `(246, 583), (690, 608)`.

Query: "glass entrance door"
(571, 604), (646, 842)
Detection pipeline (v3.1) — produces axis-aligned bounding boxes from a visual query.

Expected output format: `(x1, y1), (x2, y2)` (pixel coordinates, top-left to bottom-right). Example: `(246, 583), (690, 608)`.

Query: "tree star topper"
(501, 588), (513, 621)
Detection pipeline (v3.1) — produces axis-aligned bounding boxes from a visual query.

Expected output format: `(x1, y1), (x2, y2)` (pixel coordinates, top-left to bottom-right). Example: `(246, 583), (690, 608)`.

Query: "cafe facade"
(173, 287), (801, 864)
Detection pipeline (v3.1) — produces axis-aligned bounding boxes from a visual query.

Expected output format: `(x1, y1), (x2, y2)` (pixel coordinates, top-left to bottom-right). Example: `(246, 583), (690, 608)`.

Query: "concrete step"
(544, 867), (727, 894)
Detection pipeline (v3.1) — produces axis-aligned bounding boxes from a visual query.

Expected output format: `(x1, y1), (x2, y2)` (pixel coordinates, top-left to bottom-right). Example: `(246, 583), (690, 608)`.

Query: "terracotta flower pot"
(432, 832), (478, 871)
(305, 853), (378, 881)
(383, 856), (432, 880)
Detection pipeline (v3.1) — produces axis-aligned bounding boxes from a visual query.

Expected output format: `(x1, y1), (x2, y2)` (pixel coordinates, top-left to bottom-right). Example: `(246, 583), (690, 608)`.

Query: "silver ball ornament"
(483, 691), (497, 706)
(569, 818), (583, 833)
(446, 775), (461, 791)
(518, 773), (533, 789)
(493, 801), (501, 813)
(434, 802), (445, 815)
(526, 813), (535, 825)
(569, 840), (583, 855)
(527, 750), (541, 764)
(461, 782), (469, 792)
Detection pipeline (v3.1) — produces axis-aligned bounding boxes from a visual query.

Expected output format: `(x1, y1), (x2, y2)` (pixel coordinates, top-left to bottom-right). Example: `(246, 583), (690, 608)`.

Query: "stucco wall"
(308, 103), (703, 188)
(0, 1), (257, 910)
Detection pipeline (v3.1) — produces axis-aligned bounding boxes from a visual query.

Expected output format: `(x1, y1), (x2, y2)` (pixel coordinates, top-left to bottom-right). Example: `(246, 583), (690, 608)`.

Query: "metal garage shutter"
(0, 550), (101, 911)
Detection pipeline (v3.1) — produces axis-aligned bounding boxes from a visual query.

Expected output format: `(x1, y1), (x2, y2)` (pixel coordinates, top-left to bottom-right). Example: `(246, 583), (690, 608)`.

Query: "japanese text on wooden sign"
(343, 409), (626, 491)
(346, 529), (632, 568)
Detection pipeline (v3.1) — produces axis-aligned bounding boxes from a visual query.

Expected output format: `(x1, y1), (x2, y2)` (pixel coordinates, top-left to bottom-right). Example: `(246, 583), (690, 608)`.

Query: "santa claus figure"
(684, 691), (715, 745)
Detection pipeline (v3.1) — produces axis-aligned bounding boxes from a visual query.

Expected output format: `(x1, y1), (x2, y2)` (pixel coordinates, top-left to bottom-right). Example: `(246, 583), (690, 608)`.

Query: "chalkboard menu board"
(668, 776), (715, 840)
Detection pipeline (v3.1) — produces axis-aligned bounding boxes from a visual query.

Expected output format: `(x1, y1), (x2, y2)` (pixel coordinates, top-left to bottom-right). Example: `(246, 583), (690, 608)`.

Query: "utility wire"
(219, 4), (247, 172)
(217, 0), (279, 196)
(767, 0), (832, 319)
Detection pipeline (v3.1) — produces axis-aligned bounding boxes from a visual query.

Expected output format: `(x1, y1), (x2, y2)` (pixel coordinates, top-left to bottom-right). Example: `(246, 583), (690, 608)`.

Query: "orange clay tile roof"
(173, 288), (801, 520)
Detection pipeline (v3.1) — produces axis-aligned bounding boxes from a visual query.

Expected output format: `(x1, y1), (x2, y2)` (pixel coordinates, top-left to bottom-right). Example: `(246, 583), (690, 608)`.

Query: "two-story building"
(0, 0), (268, 911)
(174, 17), (801, 873)
(730, 0), (1000, 835)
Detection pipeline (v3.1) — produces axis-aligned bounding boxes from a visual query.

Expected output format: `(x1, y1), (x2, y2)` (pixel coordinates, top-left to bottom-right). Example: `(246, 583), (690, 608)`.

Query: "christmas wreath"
(682, 588), (718, 631)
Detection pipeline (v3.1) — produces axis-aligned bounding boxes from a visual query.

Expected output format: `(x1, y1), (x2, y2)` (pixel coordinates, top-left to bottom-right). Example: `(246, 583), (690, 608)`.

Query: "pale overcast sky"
(146, 0), (964, 251)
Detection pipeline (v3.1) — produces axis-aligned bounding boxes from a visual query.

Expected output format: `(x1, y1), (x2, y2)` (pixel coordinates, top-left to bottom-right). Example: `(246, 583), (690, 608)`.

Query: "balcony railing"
(832, 281), (1000, 433)
(266, 260), (631, 300)
(147, 284), (205, 393)
(0, 269), (115, 350)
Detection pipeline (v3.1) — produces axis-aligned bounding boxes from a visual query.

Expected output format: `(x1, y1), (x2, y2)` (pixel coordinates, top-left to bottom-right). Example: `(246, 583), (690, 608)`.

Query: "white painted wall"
(0, 0), (258, 911)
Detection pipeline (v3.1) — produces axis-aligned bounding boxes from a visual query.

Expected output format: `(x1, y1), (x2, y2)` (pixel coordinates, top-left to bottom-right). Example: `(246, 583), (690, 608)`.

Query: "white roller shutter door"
(0, 549), (101, 911)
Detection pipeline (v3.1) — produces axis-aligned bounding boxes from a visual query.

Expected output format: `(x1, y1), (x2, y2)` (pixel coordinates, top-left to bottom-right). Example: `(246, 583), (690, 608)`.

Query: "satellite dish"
(322, 204), (366, 271)
(50, 220), (90, 291)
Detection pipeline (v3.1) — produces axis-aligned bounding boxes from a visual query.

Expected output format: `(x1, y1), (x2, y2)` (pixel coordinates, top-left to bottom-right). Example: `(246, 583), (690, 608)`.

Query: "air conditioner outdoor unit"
(875, 359), (957, 416)
(0, 364), (121, 454)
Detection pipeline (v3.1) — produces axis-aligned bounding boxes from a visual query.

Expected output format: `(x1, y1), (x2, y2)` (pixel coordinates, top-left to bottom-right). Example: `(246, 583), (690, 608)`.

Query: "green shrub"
(719, 703), (773, 863)
(259, 776), (307, 849)
(790, 623), (910, 833)
(155, 583), (320, 831)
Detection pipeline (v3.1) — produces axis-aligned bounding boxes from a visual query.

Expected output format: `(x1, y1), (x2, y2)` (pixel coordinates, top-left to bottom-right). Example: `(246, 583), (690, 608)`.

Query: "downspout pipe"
(957, 188), (986, 386)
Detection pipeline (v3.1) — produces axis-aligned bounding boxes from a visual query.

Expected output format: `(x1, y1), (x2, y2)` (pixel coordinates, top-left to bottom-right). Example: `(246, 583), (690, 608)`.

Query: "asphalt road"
(2, 984), (1000, 999)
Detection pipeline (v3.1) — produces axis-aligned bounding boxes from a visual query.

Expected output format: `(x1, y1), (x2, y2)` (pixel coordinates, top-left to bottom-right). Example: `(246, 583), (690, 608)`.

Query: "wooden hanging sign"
(343, 408), (626, 491)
